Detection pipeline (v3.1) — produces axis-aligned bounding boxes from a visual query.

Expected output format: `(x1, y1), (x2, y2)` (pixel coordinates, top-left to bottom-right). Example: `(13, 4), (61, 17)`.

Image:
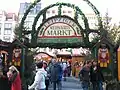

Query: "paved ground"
(48, 76), (83, 90)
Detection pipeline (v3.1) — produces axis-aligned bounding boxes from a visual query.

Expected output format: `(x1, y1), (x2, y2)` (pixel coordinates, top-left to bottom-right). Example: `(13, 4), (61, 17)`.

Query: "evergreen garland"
(83, 0), (103, 28)
(31, 2), (90, 47)
(19, 0), (41, 40)
(19, 0), (103, 48)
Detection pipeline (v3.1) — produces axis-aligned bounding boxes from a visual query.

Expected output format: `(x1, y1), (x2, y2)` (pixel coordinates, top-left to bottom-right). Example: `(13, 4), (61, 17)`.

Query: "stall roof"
(0, 39), (11, 47)
(35, 52), (55, 58)
(72, 48), (86, 56)
(57, 51), (71, 55)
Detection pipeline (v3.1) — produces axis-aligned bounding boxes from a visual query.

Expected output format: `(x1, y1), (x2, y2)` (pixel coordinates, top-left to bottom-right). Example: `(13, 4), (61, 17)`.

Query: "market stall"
(71, 49), (85, 77)
(34, 52), (54, 63)
(0, 40), (11, 90)
(72, 55), (85, 77)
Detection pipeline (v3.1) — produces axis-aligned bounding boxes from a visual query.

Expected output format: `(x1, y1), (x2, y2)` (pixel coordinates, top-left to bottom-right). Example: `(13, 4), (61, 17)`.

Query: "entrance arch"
(19, 0), (103, 48)
(17, 0), (116, 88)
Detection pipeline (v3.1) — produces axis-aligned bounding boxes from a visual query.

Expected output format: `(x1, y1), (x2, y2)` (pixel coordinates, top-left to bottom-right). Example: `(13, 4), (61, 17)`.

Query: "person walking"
(67, 61), (71, 77)
(28, 61), (47, 90)
(90, 61), (105, 90)
(90, 61), (98, 90)
(62, 61), (67, 81)
(43, 61), (50, 90)
(79, 61), (92, 90)
(49, 58), (63, 90)
(7, 65), (22, 90)
(96, 63), (105, 90)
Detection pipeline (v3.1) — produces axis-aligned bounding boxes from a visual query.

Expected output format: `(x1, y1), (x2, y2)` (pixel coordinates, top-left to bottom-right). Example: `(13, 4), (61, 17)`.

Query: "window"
(3, 36), (10, 42)
(36, 3), (41, 14)
(4, 29), (12, 35)
(4, 23), (12, 29)
(29, 8), (35, 14)
(6, 14), (14, 21)
(19, 3), (26, 14)
(19, 3), (31, 14)
(4, 23), (12, 35)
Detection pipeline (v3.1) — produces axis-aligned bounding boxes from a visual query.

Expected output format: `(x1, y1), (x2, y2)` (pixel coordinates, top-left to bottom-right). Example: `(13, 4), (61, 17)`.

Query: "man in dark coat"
(90, 61), (104, 90)
(49, 58), (63, 90)
(80, 61), (92, 90)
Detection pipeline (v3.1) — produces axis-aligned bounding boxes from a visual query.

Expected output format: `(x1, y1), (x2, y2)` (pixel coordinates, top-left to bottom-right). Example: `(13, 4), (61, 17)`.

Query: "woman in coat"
(7, 65), (22, 90)
(28, 61), (47, 90)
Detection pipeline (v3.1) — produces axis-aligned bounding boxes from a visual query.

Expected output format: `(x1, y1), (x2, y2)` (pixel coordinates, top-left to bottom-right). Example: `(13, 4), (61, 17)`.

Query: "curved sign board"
(43, 23), (78, 37)
(37, 16), (83, 46)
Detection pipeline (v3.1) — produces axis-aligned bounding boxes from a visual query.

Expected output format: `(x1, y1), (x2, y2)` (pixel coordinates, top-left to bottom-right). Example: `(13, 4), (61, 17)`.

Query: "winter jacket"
(49, 62), (63, 82)
(29, 68), (47, 90)
(11, 73), (21, 90)
(80, 66), (90, 82)
(96, 67), (104, 82)
(90, 66), (104, 82)
(90, 66), (97, 82)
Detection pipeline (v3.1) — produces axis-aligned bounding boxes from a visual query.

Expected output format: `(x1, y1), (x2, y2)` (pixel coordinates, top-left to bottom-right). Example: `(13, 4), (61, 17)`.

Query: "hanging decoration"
(98, 44), (110, 67)
(12, 48), (21, 67)
(0, 50), (8, 73)
(1, 51), (8, 66)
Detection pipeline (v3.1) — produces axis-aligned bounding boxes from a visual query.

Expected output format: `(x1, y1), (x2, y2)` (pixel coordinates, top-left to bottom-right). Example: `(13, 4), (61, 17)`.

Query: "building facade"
(0, 10), (17, 42)
(18, 2), (41, 40)
(18, 2), (98, 31)
(18, 2), (41, 29)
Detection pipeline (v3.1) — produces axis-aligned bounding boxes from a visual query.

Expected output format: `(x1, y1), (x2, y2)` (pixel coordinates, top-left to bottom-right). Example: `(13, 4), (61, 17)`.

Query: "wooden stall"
(34, 52), (54, 63)
(56, 51), (72, 61)
(0, 40), (11, 90)
(0, 40), (11, 74)
(71, 55), (85, 78)
(56, 51), (72, 69)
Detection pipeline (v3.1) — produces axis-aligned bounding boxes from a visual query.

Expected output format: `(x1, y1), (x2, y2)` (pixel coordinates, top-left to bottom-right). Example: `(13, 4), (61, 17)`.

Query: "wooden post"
(117, 46), (120, 81)
(21, 48), (25, 80)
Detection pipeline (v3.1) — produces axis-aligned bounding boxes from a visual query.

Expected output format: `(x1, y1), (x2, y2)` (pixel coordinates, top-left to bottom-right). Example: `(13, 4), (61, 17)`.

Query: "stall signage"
(38, 16), (82, 38)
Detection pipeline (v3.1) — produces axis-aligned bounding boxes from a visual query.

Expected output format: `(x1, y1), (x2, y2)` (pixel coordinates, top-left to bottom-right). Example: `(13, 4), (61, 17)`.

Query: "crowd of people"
(0, 56), (106, 90)
(28, 56), (72, 90)
(28, 56), (105, 90)
(0, 55), (72, 90)
(79, 60), (105, 90)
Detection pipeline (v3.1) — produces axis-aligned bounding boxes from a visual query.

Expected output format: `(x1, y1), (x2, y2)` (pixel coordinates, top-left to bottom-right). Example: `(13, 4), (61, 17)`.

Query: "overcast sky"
(0, 0), (120, 23)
